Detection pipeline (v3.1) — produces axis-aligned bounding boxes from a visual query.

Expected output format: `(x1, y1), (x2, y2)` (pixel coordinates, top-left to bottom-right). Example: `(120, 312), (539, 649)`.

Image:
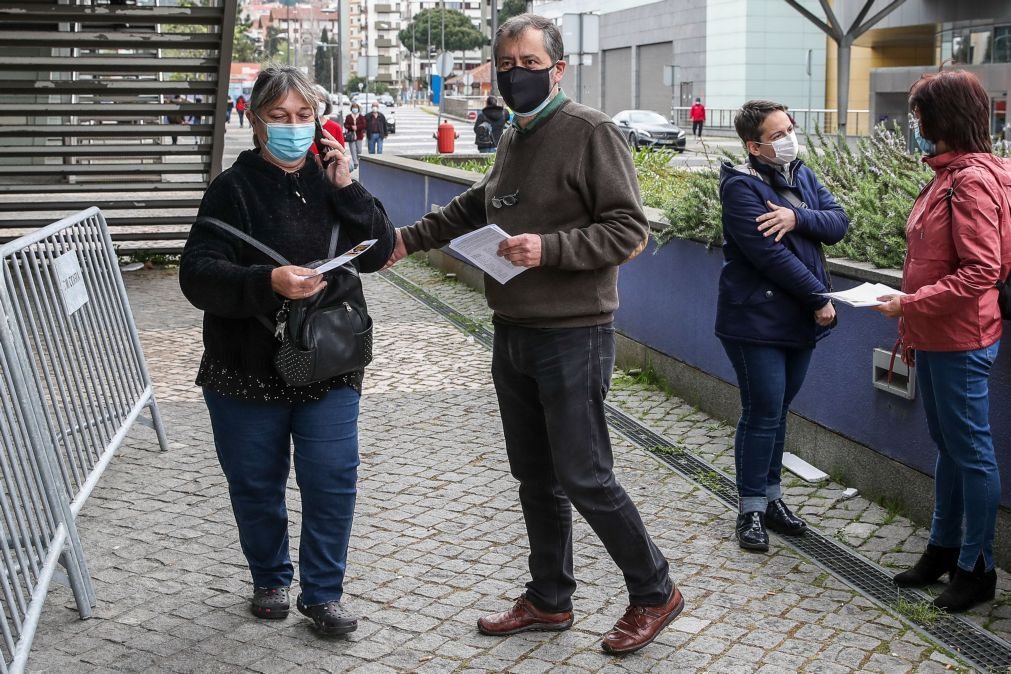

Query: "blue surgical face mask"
(256, 115), (315, 162)
(910, 115), (936, 155)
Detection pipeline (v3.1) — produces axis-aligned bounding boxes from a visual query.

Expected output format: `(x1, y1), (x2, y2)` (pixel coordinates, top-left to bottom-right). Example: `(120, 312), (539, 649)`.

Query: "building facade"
(854, 0), (1011, 140)
(534, 0), (1010, 137)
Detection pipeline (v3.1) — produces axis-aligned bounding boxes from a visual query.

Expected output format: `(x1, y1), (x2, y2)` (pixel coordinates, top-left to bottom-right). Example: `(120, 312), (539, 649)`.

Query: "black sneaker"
(296, 593), (358, 635)
(736, 511), (769, 552)
(251, 587), (290, 620)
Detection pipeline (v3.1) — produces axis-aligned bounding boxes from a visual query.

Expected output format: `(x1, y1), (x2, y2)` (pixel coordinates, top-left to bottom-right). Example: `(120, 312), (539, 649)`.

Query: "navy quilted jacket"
(715, 155), (849, 348)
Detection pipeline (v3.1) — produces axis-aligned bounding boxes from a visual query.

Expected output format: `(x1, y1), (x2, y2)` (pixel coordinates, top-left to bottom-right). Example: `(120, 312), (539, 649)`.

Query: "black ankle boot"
(933, 556), (997, 613)
(893, 545), (960, 587)
(736, 511), (769, 552)
(765, 499), (806, 536)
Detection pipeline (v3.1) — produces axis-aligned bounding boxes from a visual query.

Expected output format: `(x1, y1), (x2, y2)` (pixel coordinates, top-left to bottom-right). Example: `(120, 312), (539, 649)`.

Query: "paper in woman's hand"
(300, 239), (378, 276)
(818, 282), (905, 307)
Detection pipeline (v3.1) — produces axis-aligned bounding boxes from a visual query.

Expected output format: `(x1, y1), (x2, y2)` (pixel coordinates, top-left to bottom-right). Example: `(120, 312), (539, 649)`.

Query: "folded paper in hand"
(448, 224), (527, 285)
(818, 282), (905, 308)
(302, 239), (378, 276)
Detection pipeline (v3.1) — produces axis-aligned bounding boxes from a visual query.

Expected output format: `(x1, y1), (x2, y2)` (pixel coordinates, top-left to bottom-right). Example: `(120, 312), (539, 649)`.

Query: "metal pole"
(837, 40), (851, 135)
(806, 48), (813, 132)
(286, 4), (291, 65)
(437, 0), (446, 128)
(490, 0), (498, 97)
(575, 13), (583, 104)
(336, 0), (344, 93)
(428, 11), (432, 102)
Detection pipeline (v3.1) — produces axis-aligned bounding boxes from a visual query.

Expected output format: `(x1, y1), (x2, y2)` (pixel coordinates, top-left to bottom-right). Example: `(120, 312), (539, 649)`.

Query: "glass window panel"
(969, 29), (992, 64)
(995, 26), (1011, 63)
(951, 28), (970, 64)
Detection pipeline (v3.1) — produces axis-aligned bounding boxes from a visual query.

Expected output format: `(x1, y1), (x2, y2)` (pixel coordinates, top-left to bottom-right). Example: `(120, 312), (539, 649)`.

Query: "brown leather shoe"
(601, 587), (685, 655)
(477, 596), (574, 636)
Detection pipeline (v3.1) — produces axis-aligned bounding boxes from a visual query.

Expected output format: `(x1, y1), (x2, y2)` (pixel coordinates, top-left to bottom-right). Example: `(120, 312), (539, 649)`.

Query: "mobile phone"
(314, 119), (333, 169)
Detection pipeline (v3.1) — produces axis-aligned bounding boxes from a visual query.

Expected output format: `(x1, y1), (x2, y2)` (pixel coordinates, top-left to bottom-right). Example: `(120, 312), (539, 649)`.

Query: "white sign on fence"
(53, 251), (89, 316)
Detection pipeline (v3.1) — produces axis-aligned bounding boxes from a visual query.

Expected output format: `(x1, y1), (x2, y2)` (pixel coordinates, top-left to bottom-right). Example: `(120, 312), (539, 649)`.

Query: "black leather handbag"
(197, 216), (373, 387)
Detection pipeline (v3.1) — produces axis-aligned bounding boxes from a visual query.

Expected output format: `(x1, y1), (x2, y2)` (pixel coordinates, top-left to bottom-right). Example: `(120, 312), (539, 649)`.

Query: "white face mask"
(316, 101), (327, 117)
(758, 130), (799, 166)
(756, 130), (800, 165)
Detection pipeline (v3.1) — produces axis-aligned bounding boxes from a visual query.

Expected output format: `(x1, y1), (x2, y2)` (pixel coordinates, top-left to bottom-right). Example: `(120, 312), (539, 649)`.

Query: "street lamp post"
(490, 0), (498, 97)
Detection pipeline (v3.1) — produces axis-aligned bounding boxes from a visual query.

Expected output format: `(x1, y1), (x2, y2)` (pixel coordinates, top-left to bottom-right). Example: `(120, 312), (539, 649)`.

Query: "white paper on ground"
(302, 239), (378, 276)
(448, 224), (527, 285)
(782, 452), (829, 483)
(818, 282), (904, 307)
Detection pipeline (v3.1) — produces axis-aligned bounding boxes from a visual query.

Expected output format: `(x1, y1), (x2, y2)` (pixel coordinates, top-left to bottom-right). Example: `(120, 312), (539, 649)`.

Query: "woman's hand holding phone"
(318, 128), (353, 189)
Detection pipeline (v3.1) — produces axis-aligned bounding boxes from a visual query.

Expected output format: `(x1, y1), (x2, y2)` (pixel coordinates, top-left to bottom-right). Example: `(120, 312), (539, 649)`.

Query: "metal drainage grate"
(381, 268), (1011, 674)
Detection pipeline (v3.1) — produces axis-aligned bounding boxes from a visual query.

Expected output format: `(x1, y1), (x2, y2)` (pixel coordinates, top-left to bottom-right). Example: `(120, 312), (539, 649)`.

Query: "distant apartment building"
(346, 0), (405, 92)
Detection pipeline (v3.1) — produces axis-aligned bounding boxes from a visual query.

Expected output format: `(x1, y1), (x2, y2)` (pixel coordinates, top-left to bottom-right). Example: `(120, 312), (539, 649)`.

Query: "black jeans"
(492, 322), (672, 612)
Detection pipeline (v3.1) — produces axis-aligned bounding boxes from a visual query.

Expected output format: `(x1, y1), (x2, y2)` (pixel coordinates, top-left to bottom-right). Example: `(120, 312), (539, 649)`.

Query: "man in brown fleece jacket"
(385, 14), (683, 655)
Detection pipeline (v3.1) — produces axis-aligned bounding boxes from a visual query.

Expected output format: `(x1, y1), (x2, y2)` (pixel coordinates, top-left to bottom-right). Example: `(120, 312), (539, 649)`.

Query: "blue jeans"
(203, 386), (361, 605)
(720, 339), (813, 514)
(478, 147), (496, 153)
(917, 343), (1001, 572)
(368, 133), (383, 154)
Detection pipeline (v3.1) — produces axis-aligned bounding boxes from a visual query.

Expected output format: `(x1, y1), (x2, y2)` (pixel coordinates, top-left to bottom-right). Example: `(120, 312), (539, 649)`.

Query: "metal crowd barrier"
(0, 207), (168, 673)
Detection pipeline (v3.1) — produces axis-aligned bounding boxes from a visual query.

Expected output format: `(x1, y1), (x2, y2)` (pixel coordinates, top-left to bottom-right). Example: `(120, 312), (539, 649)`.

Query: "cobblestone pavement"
(25, 255), (1005, 673)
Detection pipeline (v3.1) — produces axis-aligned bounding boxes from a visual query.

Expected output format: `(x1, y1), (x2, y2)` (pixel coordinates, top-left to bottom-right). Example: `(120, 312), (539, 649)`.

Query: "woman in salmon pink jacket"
(876, 70), (1011, 613)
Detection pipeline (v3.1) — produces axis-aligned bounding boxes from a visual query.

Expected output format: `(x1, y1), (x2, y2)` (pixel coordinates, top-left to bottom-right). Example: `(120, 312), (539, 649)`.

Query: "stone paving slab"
(392, 256), (1011, 645)
(24, 260), (982, 673)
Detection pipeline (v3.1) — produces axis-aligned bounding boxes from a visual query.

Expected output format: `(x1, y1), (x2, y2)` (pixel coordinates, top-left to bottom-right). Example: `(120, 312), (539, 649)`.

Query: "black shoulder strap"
(328, 219), (340, 259)
(197, 215), (341, 264)
(195, 216), (290, 266)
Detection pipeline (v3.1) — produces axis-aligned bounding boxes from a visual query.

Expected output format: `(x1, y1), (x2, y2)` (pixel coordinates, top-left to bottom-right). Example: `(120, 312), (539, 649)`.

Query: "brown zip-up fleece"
(399, 96), (649, 328)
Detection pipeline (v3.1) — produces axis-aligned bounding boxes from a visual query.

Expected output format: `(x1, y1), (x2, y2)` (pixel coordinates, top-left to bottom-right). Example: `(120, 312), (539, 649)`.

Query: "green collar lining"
(512, 90), (569, 135)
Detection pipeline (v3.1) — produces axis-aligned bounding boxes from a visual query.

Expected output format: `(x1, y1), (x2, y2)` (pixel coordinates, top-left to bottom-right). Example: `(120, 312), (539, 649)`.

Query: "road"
(363, 104), (480, 157)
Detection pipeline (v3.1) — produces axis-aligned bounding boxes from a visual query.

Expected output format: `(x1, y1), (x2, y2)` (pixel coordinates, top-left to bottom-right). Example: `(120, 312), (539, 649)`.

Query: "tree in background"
(314, 27), (335, 91)
(264, 24), (288, 61)
(346, 75), (390, 96)
(398, 8), (484, 56)
(498, 0), (526, 25)
(232, 13), (259, 62)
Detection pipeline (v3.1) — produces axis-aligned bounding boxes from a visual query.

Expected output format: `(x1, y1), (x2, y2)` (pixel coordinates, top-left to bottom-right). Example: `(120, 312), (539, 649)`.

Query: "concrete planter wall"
(359, 154), (1011, 560)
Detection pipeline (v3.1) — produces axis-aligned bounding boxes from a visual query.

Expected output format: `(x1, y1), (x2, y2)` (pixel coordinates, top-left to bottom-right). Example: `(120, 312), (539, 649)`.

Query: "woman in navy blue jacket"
(717, 100), (849, 551)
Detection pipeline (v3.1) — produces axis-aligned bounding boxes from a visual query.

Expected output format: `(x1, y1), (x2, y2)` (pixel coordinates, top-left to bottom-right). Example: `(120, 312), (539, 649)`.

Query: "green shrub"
(804, 124), (931, 269)
(417, 128), (948, 270)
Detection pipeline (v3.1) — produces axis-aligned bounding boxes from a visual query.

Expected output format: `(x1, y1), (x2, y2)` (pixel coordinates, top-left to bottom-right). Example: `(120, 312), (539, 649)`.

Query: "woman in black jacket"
(180, 65), (394, 636)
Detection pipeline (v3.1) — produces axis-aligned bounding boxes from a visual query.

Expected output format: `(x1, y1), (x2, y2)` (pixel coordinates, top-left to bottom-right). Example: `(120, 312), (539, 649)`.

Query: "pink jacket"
(899, 152), (1011, 352)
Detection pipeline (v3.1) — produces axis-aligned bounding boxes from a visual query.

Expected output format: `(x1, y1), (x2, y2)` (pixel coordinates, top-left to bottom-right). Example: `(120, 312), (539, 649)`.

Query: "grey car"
(613, 110), (687, 152)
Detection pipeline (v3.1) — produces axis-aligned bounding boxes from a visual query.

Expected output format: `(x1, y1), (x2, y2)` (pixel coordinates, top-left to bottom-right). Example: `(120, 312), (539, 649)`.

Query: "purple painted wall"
(360, 157), (1011, 507)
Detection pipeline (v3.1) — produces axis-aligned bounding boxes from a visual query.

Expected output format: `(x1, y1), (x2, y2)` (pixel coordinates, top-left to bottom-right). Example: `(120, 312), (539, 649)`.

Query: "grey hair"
(249, 63), (321, 115)
(493, 14), (564, 64)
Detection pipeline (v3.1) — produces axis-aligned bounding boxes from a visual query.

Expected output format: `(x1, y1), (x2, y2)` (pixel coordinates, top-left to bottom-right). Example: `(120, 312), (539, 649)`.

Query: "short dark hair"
(734, 100), (787, 144)
(486, 95), (498, 107)
(909, 70), (991, 153)
(493, 14), (564, 64)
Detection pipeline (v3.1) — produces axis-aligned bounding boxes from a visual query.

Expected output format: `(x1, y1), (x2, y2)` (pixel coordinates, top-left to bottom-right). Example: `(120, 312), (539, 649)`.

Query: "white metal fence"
(0, 207), (167, 672)
(671, 106), (873, 137)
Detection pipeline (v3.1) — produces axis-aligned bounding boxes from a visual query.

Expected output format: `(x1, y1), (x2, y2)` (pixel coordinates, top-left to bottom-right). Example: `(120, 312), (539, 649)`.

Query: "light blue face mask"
(910, 115), (936, 155)
(257, 115), (315, 162)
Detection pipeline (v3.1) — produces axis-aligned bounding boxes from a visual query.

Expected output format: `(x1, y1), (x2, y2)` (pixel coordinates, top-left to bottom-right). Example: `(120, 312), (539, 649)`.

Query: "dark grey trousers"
(491, 321), (673, 612)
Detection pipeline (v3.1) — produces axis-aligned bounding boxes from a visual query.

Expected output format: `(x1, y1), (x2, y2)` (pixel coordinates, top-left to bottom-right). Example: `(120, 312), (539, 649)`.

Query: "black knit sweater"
(180, 149), (395, 401)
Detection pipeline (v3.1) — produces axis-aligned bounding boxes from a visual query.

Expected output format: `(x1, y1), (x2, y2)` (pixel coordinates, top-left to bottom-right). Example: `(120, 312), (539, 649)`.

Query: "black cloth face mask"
(497, 64), (556, 115)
